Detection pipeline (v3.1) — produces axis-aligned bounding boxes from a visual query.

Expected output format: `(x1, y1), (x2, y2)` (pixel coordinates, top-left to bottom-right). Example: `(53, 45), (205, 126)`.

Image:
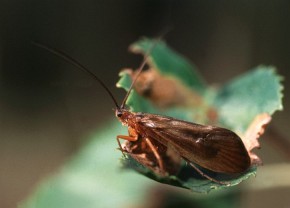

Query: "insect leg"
(117, 135), (138, 141)
(186, 160), (229, 185)
(116, 135), (138, 156)
(145, 138), (164, 172)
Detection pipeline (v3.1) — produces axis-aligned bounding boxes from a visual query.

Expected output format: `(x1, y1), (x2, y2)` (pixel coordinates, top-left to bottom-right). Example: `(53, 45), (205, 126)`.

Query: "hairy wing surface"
(138, 113), (250, 173)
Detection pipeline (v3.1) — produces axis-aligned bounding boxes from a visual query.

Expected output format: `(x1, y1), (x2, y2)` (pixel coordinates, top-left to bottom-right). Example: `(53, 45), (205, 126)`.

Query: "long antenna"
(32, 42), (120, 109)
(120, 38), (161, 109)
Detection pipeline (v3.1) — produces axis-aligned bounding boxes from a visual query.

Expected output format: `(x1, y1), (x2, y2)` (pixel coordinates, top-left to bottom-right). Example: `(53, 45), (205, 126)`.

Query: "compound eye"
(116, 111), (122, 117)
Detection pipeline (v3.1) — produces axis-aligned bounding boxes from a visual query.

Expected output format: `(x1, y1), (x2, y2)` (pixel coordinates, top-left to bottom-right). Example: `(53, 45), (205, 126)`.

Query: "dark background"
(0, 1), (289, 207)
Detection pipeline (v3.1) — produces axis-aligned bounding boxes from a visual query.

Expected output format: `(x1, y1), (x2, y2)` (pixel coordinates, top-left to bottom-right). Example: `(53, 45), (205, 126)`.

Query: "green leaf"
(130, 38), (207, 94)
(20, 122), (158, 208)
(214, 66), (283, 133)
(117, 39), (284, 192)
(121, 154), (257, 193)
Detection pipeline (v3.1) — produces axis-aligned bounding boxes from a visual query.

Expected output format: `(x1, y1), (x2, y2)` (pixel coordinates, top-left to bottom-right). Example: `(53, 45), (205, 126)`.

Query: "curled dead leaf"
(242, 113), (272, 165)
(121, 68), (203, 108)
(120, 68), (218, 124)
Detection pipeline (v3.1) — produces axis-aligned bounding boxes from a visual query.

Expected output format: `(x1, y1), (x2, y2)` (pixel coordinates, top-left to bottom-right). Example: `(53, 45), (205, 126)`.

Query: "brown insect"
(34, 41), (251, 184)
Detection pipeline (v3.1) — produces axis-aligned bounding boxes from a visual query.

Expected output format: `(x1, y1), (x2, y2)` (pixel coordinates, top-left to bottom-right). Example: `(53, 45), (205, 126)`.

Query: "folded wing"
(138, 114), (251, 174)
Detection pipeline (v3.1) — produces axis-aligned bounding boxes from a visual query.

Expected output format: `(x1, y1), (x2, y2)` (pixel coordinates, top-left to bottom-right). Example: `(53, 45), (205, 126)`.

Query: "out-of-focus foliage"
(21, 38), (283, 207)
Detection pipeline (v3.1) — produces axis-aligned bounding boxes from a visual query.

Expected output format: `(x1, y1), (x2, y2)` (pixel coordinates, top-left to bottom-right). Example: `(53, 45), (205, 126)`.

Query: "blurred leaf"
(20, 122), (158, 208)
(117, 39), (283, 193)
(130, 38), (207, 94)
(214, 67), (283, 133)
(116, 71), (195, 122)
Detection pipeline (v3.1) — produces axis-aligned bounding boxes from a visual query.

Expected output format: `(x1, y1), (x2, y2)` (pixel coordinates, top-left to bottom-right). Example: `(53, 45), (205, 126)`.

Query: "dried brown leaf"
(242, 113), (272, 165)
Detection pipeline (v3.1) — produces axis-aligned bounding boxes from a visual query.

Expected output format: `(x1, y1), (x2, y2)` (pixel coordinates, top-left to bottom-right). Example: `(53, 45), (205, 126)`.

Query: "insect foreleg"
(117, 135), (138, 141)
(145, 138), (164, 172)
(186, 160), (230, 185)
(116, 135), (138, 156)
